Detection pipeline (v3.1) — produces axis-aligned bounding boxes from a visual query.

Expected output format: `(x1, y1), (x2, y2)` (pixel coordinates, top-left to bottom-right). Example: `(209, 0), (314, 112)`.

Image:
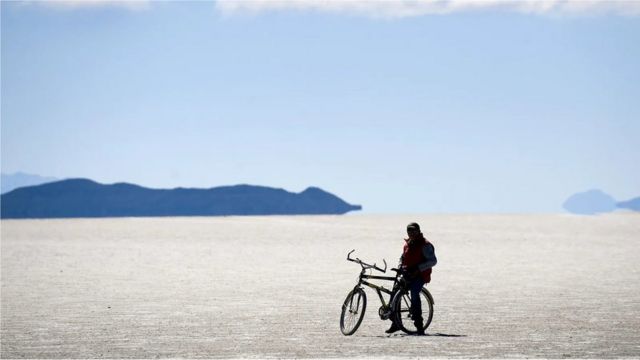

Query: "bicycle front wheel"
(391, 287), (434, 335)
(340, 287), (367, 336)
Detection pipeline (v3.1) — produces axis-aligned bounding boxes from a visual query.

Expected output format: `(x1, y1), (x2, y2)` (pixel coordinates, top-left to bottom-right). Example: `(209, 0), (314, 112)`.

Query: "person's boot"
(414, 319), (425, 336)
(385, 322), (400, 334)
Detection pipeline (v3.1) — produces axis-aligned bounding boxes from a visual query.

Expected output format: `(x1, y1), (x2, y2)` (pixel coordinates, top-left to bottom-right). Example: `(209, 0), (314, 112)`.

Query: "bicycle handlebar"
(346, 249), (387, 273)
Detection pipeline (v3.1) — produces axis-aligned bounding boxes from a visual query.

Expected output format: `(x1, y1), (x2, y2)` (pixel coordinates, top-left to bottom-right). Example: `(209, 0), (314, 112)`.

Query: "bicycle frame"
(357, 270), (397, 308)
(347, 249), (399, 309)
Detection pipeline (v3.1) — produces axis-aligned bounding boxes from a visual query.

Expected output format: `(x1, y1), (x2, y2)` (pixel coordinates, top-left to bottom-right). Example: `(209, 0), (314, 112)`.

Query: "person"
(386, 222), (437, 335)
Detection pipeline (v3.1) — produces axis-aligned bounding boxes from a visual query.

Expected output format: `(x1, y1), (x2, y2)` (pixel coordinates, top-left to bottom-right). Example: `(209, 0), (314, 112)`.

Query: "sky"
(1, 0), (639, 213)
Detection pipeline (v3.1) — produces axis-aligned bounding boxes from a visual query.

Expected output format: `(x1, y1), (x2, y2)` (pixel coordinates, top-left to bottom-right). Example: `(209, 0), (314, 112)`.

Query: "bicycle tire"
(340, 287), (367, 336)
(391, 287), (434, 335)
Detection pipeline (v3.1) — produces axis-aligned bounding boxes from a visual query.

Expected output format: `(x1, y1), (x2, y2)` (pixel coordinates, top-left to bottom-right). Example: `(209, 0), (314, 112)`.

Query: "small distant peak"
(1, 172), (59, 194)
(563, 189), (616, 215)
(112, 181), (144, 189)
(301, 186), (326, 194)
(58, 178), (100, 186)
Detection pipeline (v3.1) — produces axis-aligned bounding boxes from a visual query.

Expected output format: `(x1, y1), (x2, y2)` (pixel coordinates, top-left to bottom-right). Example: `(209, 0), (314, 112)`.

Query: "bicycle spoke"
(350, 294), (359, 313)
(348, 311), (357, 328)
(402, 294), (411, 309)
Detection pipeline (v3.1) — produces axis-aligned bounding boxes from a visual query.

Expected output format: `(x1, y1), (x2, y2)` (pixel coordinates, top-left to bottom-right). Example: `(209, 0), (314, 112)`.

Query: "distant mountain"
(617, 197), (640, 212)
(0, 178), (362, 219)
(563, 189), (617, 215)
(1, 172), (58, 194)
(563, 190), (639, 215)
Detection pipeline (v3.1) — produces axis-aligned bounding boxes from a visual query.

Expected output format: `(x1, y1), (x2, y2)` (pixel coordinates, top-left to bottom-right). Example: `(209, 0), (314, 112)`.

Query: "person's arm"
(417, 243), (437, 272)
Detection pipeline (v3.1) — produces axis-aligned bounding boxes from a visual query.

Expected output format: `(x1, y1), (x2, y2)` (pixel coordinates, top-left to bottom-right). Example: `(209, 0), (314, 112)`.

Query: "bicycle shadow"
(389, 332), (467, 338)
(360, 332), (467, 338)
(426, 333), (466, 337)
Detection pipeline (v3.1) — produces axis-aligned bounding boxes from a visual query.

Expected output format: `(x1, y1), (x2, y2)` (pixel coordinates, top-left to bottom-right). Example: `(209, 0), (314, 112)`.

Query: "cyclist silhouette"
(386, 222), (437, 335)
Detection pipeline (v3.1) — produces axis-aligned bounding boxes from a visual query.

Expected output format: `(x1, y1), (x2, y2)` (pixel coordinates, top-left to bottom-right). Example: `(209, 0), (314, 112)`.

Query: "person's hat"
(407, 222), (420, 231)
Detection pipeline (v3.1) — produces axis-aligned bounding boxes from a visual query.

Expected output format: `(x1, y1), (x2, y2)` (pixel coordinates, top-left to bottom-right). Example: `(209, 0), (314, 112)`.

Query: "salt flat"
(1, 214), (639, 358)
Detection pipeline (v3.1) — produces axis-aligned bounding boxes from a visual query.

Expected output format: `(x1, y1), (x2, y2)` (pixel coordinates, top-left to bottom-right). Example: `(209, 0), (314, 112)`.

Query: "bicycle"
(340, 249), (434, 336)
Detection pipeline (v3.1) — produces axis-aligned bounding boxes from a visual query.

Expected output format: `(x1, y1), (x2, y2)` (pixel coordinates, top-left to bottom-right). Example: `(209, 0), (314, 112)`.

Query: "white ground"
(1, 214), (639, 358)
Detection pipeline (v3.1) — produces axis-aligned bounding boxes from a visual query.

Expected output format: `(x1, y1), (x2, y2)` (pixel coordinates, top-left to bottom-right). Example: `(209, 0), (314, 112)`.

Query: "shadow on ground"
(360, 332), (467, 338)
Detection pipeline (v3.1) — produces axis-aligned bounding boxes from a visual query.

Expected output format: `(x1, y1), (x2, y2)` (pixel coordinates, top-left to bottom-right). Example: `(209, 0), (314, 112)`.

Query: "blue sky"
(2, 1), (639, 213)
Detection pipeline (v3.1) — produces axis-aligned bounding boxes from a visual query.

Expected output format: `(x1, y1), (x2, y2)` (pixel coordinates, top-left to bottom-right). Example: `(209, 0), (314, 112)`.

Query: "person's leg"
(409, 278), (425, 334)
(385, 286), (400, 333)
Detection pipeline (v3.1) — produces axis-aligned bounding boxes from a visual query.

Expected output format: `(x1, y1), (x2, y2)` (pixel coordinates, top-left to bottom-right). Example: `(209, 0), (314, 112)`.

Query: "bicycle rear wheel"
(340, 287), (367, 335)
(391, 287), (434, 334)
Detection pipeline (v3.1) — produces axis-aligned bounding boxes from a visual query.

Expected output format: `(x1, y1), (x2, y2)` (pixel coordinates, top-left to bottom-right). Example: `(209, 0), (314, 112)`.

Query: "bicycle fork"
(349, 287), (363, 314)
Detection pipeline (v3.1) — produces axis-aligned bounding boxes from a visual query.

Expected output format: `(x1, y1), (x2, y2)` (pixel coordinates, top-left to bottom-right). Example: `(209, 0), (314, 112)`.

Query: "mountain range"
(0, 178), (362, 219)
(2, 173), (637, 217)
